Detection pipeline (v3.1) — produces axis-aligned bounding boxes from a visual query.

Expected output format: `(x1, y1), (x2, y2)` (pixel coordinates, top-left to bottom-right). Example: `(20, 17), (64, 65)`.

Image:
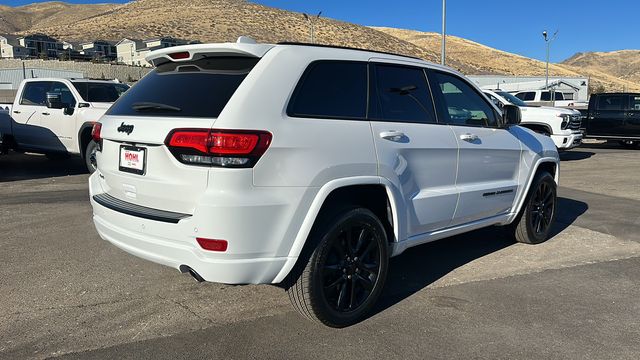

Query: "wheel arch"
(508, 158), (559, 224)
(273, 176), (405, 284)
(77, 121), (96, 158)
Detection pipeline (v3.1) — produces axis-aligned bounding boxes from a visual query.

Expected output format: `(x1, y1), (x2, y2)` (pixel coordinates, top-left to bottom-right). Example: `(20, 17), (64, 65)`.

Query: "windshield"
(72, 82), (130, 103)
(496, 91), (528, 107)
(106, 56), (258, 118)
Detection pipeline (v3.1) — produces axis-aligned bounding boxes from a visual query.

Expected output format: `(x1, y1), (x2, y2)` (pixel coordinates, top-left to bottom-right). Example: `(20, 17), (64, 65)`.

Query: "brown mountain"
(0, 1), (119, 33)
(373, 27), (640, 92)
(2, 1), (638, 92)
(562, 50), (640, 84)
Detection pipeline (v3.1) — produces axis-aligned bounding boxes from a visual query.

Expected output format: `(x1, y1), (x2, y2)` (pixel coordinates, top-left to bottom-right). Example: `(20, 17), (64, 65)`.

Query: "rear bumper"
(92, 211), (289, 284)
(89, 172), (308, 284)
(551, 132), (583, 150)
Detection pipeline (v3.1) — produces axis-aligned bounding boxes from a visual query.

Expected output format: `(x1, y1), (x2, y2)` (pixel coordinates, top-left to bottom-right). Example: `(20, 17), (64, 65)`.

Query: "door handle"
(42, 112), (50, 116)
(459, 133), (479, 142)
(379, 130), (406, 141)
(13, 110), (20, 114)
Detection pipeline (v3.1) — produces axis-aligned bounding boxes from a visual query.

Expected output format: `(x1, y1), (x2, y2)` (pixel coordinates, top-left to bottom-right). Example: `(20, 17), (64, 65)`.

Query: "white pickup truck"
(512, 89), (588, 108)
(0, 78), (129, 172)
(483, 89), (583, 150)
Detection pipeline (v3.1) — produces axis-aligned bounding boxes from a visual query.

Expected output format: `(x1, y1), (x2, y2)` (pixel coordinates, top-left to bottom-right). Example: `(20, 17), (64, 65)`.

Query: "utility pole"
(303, 11), (322, 43)
(441, 0), (446, 65)
(542, 30), (558, 90)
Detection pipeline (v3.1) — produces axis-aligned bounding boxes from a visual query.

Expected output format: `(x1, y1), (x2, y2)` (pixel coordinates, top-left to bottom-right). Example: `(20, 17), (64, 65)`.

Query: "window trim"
(426, 69), (504, 129)
(286, 60), (370, 121)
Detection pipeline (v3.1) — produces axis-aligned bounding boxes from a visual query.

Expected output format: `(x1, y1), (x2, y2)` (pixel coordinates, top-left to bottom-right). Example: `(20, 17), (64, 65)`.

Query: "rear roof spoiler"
(146, 37), (274, 66)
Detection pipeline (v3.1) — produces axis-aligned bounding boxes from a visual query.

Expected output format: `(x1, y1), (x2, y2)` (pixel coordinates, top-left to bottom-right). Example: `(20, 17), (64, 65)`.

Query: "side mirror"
(502, 104), (521, 127)
(46, 92), (64, 109)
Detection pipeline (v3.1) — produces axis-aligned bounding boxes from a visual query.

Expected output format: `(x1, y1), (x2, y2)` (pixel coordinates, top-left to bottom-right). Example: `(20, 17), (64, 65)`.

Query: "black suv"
(584, 93), (640, 148)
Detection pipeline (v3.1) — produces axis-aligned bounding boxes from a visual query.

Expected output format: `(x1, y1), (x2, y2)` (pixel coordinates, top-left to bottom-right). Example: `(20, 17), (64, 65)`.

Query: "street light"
(542, 29), (558, 90)
(441, 0), (446, 66)
(303, 11), (322, 43)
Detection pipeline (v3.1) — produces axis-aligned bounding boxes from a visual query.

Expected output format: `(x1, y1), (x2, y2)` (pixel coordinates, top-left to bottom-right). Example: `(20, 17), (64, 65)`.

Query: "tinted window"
(107, 56), (258, 118)
(516, 92), (535, 101)
(50, 82), (76, 107)
(598, 95), (625, 110)
(21, 81), (52, 106)
(541, 91), (551, 101)
(73, 82), (129, 103)
(429, 71), (498, 127)
(288, 61), (367, 119)
(554, 92), (564, 100)
(370, 64), (435, 123)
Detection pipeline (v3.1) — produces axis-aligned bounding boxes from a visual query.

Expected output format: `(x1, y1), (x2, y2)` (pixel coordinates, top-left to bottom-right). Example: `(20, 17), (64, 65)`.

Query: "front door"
(369, 62), (459, 236)
(588, 94), (627, 136)
(427, 70), (522, 226)
(38, 81), (77, 152)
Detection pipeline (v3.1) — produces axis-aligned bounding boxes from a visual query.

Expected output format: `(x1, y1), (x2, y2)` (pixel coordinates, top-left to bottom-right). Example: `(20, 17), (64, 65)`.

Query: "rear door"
(10, 81), (51, 149)
(369, 62), (459, 235)
(625, 95), (640, 138)
(427, 70), (521, 226)
(96, 56), (259, 214)
(588, 94), (627, 136)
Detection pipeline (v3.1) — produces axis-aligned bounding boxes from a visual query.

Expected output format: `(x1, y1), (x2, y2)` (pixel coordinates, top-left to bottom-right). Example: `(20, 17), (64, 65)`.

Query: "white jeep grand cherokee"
(89, 39), (559, 327)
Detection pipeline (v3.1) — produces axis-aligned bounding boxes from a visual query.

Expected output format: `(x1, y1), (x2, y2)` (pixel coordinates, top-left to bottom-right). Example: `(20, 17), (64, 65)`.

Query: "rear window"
(72, 82), (129, 103)
(107, 56), (259, 118)
(287, 61), (367, 120)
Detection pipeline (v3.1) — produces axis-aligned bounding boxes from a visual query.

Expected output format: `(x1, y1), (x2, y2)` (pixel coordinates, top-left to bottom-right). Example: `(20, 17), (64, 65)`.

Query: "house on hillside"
(0, 35), (29, 59)
(79, 40), (117, 61)
(116, 37), (195, 67)
(17, 34), (64, 59)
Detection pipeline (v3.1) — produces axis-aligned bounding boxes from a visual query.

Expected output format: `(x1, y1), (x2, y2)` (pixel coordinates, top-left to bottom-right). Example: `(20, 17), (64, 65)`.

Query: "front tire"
(511, 171), (557, 244)
(286, 207), (389, 327)
(84, 140), (98, 174)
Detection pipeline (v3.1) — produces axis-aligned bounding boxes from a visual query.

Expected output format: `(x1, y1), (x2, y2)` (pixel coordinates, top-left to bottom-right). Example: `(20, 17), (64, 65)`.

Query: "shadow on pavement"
(371, 196), (588, 320)
(560, 150), (595, 161)
(579, 141), (639, 151)
(0, 151), (87, 182)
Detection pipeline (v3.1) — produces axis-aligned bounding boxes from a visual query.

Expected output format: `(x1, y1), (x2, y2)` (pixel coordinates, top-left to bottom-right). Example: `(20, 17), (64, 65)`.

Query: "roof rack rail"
(277, 42), (423, 60)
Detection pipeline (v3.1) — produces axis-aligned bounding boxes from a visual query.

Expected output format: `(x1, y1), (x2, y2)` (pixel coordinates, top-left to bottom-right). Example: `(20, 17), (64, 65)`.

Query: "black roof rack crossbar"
(277, 42), (423, 60)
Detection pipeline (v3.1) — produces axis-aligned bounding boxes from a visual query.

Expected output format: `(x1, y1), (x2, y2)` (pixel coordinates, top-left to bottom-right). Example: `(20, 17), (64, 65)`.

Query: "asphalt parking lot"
(1, 141), (639, 360)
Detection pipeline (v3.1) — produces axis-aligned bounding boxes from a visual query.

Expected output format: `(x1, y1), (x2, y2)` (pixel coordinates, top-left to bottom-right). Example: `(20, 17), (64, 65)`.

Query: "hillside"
(562, 50), (640, 84)
(1, 1), (638, 92)
(13, 0), (453, 69)
(373, 27), (640, 92)
(0, 1), (119, 33)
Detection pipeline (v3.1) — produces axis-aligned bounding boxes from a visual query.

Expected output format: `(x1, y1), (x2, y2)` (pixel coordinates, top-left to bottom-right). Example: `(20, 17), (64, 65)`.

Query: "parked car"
(89, 39), (560, 327)
(513, 89), (588, 108)
(483, 89), (582, 150)
(0, 78), (129, 170)
(583, 93), (640, 148)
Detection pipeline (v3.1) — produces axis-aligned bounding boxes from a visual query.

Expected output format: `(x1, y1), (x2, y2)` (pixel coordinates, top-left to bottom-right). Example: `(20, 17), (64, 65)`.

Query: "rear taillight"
(91, 122), (102, 141)
(165, 129), (272, 168)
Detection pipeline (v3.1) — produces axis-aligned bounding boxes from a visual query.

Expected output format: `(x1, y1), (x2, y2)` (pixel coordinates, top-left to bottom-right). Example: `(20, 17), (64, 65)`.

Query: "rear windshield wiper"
(131, 102), (181, 112)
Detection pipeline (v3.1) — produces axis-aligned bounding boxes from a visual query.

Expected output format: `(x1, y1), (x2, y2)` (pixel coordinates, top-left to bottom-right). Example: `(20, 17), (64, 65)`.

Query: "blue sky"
(6, 0), (639, 62)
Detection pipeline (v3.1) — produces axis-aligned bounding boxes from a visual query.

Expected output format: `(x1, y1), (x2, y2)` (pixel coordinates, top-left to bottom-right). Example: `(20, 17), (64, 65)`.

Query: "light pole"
(303, 11), (322, 43)
(542, 30), (558, 90)
(441, 0), (446, 65)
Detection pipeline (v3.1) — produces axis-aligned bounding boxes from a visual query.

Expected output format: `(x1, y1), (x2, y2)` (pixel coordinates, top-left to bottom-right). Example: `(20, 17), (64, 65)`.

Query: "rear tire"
(510, 171), (557, 244)
(286, 207), (389, 328)
(84, 141), (98, 174)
